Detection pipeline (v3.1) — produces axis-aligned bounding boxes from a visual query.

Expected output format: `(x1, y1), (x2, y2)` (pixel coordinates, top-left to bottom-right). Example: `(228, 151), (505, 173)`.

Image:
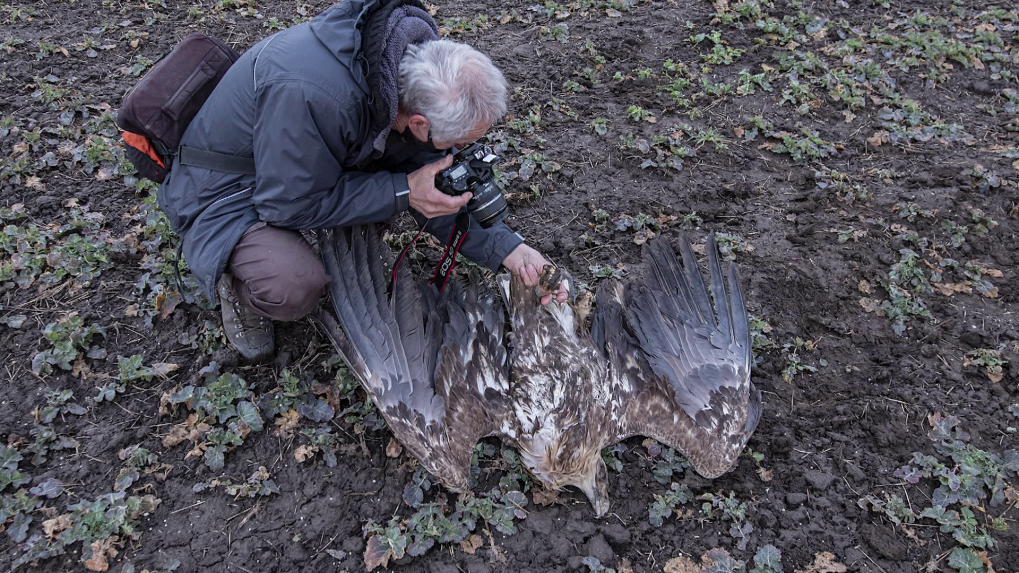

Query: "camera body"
(434, 143), (508, 228)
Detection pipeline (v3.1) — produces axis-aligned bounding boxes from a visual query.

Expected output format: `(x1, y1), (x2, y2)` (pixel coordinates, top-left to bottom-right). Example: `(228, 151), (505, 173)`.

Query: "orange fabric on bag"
(122, 131), (166, 168)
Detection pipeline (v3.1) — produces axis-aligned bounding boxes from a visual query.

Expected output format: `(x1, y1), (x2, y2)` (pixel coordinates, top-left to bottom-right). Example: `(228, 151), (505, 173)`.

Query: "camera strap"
(430, 211), (471, 292)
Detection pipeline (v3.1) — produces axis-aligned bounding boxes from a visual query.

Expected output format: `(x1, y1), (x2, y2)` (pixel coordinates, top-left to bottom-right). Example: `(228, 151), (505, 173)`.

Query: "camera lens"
(468, 181), (508, 228)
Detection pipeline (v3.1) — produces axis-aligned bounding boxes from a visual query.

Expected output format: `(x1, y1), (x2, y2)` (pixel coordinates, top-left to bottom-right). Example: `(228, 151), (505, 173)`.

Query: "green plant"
(749, 315), (774, 350)
(649, 483), (693, 526)
(12, 492), (161, 569)
(960, 165), (1002, 193)
(127, 54), (154, 76)
(861, 414), (1019, 571)
(815, 168), (870, 204)
(263, 16), (287, 30)
(589, 265), (626, 280)
(31, 317), (105, 376)
(562, 79), (582, 93)
(294, 427), (342, 466)
(780, 337), (819, 383)
(96, 355), (175, 402)
(540, 22), (569, 43)
(167, 365), (264, 470)
(1, 488), (42, 544)
(699, 78), (733, 97)
(714, 232), (753, 260)
(893, 202), (936, 222)
(641, 441), (691, 484)
(114, 445), (159, 492)
(591, 118), (608, 135)
(613, 213), (660, 233)
(258, 368), (336, 424)
(767, 128), (837, 162)
(692, 127), (729, 150)
(963, 347), (1008, 383)
(0, 445), (30, 492)
(506, 106), (543, 134)
(363, 480), (528, 570)
(749, 545), (783, 573)
(891, 248), (933, 293)
(736, 68), (772, 94)
(600, 444), (626, 472)
(23, 424), (79, 466)
(699, 491), (754, 550)
(36, 41), (66, 61)
(942, 220), (969, 248)
(177, 320), (226, 353)
(877, 282), (932, 335)
(34, 389), (87, 423)
(625, 105), (653, 122)
(968, 209), (998, 236)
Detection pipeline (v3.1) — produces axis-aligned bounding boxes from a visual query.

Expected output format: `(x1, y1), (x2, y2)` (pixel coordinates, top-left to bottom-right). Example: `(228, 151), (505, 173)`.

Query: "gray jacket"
(158, 0), (523, 300)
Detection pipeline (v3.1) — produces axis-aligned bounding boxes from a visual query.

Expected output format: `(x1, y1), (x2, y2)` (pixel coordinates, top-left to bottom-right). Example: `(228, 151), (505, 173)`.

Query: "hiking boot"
(217, 273), (275, 361)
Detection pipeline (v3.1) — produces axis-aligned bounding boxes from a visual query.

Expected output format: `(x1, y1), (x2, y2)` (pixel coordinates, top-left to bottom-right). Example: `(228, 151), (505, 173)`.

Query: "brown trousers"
(226, 222), (332, 322)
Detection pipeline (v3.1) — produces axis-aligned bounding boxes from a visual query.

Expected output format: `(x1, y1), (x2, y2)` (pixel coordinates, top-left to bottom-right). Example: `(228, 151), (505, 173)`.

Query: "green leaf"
(0, 445), (23, 470)
(205, 445), (226, 471)
(168, 386), (194, 404)
(296, 397), (334, 422)
(0, 315), (27, 328)
(236, 401), (263, 433)
(751, 544), (783, 573)
(29, 477), (64, 498)
(364, 534), (394, 571)
(115, 467), (139, 492)
(947, 547), (985, 573)
(119, 354), (155, 383)
(1, 468), (30, 491)
(703, 548), (743, 573)
(9, 512), (32, 543)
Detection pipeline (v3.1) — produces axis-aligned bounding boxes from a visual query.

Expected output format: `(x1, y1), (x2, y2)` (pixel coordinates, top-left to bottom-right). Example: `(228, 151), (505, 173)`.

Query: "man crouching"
(158, 0), (567, 361)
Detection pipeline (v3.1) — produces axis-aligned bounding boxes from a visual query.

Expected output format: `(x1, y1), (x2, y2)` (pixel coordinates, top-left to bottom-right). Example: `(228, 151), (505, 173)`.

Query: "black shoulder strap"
(177, 145), (256, 175)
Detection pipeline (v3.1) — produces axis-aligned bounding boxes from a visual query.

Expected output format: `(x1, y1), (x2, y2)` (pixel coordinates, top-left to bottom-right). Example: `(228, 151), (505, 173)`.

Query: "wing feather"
(318, 226), (510, 492)
(595, 234), (760, 478)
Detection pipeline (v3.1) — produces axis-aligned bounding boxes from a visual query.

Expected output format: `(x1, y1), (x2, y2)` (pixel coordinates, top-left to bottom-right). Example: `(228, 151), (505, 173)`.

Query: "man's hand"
(502, 243), (569, 305)
(408, 155), (471, 218)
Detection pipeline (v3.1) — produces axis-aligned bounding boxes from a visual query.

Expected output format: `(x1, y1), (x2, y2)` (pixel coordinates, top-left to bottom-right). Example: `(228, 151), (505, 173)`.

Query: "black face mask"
(390, 125), (443, 155)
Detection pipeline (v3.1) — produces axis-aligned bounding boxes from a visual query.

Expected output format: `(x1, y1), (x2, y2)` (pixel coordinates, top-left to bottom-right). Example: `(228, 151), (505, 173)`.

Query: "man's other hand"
(502, 243), (569, 305)
(408, 155), (471, 218)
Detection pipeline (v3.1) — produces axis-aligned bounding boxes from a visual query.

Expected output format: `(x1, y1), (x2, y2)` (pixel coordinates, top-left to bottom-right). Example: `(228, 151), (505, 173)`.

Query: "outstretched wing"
(592, 234), (762, 477)
(315, 226), (512, 491)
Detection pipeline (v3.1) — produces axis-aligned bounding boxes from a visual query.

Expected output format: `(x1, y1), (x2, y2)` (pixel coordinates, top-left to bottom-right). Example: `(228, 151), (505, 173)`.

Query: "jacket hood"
(308, 0), (377, 86)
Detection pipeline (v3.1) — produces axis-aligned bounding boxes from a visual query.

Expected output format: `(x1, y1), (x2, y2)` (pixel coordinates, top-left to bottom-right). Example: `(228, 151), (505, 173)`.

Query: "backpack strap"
(176, 145), (256, 175)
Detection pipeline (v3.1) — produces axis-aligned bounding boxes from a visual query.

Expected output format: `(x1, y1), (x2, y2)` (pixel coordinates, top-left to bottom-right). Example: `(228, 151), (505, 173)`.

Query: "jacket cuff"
(392, 173), (411, 212)
(485, 228), (525, 272)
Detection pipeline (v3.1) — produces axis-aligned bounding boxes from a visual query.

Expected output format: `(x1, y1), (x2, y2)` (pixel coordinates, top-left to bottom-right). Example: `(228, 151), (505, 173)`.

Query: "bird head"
(567, 453), (611, 518)
(523, 433), (612, 518)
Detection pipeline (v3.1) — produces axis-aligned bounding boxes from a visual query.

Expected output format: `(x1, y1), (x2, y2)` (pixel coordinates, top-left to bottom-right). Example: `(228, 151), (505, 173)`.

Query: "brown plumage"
(314, 225), (761, 516)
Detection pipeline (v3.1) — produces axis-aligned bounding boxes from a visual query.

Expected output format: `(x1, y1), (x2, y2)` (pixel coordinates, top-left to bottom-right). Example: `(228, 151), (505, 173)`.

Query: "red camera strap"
(430, 212), (471, 292)
(389, 212), (471, 294)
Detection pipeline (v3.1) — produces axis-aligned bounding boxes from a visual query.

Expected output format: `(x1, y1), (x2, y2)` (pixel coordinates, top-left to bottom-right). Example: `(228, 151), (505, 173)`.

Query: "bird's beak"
(576, 458), (611, 518)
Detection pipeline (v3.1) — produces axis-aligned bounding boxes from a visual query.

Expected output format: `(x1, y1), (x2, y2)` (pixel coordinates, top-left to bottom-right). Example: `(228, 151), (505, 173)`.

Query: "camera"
(434, 143), (508, 228)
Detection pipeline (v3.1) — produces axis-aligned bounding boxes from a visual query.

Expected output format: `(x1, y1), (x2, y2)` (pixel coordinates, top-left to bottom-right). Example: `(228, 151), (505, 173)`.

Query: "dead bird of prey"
(313, 225), (761, 516)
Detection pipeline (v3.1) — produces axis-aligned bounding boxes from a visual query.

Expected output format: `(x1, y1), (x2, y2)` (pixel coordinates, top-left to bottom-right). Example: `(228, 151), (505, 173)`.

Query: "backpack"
(117, 33), (255, 182)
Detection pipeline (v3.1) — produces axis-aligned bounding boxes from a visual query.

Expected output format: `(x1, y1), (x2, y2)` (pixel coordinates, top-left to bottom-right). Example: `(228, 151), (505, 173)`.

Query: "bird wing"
(592, 234), (762, 477)
(315, 226), (512, 491)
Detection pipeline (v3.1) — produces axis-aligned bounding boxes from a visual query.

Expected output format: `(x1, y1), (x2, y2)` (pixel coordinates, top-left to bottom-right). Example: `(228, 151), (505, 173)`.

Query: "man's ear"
(407, 114), (430, 142)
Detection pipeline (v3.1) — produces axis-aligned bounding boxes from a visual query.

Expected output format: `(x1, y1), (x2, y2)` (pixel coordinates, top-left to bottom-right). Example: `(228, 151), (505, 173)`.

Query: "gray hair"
(398, 40), (508, 142)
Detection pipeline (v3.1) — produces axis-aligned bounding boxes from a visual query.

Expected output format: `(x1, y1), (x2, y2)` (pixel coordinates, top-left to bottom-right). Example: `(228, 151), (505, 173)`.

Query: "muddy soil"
(1, 0), (1018, 572)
